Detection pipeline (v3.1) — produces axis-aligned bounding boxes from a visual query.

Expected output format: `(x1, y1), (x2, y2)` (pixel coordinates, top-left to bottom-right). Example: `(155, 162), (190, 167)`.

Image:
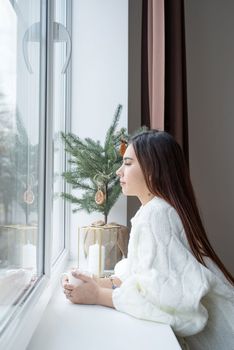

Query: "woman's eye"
(124, 163), (131, 166)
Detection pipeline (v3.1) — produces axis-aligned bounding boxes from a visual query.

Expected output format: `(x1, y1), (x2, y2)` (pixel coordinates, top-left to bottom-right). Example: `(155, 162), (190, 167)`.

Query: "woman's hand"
(63, 271), (116, 308)
(63, 272), (100, 305)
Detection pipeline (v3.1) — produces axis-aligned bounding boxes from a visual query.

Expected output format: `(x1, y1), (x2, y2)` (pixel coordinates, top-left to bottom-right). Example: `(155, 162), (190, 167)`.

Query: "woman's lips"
(120, 182), (126, 186)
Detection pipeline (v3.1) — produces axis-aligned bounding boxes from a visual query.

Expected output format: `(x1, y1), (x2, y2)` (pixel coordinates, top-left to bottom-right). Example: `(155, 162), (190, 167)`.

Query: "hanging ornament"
(23, 185), (35, 204)
(95, 188), (106, 205)
(93, 174), (107, 205)
(119, 138), (127, 156)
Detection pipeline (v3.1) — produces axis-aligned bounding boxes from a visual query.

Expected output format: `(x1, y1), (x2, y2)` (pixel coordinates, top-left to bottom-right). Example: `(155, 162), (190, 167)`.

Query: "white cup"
(61, 269), (92, 287)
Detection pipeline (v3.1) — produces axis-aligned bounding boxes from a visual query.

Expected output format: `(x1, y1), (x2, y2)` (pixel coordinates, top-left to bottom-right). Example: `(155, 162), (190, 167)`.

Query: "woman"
(63, 130), (234, 349)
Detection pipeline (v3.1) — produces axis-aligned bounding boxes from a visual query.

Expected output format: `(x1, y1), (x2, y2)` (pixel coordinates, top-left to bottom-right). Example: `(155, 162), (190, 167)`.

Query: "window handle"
(22, 22), (40, 74)
(22, 22), (72, 74)
(53, 22), (72, 74)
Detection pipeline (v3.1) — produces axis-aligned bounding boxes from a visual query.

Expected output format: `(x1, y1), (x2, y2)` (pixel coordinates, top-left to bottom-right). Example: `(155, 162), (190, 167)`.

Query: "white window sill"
(0, 250), (69, 350)
(27, 281), (181, 350)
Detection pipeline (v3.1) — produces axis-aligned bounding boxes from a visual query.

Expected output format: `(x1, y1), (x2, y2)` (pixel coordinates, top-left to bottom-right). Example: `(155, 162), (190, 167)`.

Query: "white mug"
(61, 269), (92, 287)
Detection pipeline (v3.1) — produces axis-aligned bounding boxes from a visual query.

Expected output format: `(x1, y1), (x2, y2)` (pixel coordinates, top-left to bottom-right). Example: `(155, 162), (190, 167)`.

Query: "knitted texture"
(112, 197), (234, 349)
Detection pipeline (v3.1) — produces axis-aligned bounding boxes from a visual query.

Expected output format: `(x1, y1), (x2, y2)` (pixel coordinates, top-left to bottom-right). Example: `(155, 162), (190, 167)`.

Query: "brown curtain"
(141, 0), (164, 130)
(141, 0), (189, 166)
(141, 0), (151, 128)
(164, 0), (189, 165)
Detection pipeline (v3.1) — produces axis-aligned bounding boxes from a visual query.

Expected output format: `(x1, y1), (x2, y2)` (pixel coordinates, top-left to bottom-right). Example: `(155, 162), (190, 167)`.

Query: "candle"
(88, 243), (105, 276)
(22, 243), (36, 269)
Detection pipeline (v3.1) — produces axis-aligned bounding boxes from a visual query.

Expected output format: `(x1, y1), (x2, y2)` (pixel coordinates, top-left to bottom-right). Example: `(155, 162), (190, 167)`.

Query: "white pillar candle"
(22, 243), (36, 269)
(88, 243), (105, 276)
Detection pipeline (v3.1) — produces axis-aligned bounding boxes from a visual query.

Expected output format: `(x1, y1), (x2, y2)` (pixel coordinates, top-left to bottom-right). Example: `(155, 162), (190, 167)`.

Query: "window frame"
(0, 0), (72, 348)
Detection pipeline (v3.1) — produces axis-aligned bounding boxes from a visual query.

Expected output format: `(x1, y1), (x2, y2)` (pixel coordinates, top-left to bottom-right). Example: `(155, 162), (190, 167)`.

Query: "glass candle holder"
(78, 224), (121, 277)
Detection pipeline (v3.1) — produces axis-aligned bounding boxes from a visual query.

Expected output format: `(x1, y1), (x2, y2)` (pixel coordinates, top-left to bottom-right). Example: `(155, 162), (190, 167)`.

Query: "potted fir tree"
(61, 105), (129, 275)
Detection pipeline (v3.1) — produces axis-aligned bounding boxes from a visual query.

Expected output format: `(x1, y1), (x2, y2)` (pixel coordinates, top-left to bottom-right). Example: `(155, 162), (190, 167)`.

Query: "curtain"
(141, 0), (151, 128)
(141, 0), (189, 165)
(164, 0), (189, 165)
(141, 0), (164, 130)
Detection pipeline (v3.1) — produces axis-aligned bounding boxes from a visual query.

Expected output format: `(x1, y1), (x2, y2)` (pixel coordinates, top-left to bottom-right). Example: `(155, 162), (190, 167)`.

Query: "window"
(0, 0), (71, 342)
(0, 0), (43, 330)
(52, 0), (71, 264)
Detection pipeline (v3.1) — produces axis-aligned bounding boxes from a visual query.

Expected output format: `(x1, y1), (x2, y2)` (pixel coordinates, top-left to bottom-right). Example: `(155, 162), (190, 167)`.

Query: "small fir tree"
(61, 105), (128, 224)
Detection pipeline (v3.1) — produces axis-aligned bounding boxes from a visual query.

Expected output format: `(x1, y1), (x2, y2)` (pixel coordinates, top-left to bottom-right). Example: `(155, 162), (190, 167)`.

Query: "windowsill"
(0, 250), (69, 350)
(27, 279), (181, 350)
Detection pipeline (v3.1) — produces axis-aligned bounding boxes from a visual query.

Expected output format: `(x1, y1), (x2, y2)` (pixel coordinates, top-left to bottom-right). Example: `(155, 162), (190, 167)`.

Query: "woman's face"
(116, 144), (152, 204)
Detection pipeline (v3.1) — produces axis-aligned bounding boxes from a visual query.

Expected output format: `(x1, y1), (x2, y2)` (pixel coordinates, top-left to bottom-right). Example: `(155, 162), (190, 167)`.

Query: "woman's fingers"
(64, 290), (73, 300)
(61, 275), (69, 287)
(63, 275), (99, 304)
(63, 283), (74, 290)
(72, 272), (92, 283)
(63, 273), (99, 304)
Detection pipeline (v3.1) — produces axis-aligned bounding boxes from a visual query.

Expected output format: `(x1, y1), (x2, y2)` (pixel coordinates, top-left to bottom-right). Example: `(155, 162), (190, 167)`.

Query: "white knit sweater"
(112, 197), (234, 350)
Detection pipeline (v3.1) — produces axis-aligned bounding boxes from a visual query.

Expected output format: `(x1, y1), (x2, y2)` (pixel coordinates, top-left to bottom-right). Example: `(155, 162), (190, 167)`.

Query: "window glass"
(0, 0), (42, 327)
(0, 0), (71, 333)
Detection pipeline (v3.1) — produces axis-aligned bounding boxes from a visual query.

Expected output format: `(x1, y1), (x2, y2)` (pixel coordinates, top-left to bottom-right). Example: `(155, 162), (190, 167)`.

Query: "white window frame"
(0, 1), (72, 349)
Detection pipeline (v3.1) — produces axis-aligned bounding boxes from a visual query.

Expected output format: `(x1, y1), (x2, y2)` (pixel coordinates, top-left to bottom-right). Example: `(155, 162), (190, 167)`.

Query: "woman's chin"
(121, 187), (128, 195)
(122, 188), (134, 196)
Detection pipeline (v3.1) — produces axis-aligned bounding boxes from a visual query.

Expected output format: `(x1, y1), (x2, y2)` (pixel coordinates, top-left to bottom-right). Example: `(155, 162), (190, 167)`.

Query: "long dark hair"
(130, 130), (234, 285)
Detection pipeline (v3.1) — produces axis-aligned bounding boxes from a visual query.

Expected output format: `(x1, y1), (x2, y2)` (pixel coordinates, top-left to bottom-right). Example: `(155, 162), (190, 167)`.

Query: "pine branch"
(61, 104), (128, 222)
(104, 104), (122, 150)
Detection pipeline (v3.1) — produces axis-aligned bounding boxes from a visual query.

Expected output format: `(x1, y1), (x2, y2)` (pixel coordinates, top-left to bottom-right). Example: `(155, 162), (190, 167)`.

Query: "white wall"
(70, 0), (128, 260)
(185, 0), (234, 273)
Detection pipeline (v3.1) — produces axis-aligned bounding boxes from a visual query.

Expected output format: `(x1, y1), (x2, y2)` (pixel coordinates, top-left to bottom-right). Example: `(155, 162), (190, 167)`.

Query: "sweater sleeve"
(112, 206), (210, 337)
(113, 258), (130, 281)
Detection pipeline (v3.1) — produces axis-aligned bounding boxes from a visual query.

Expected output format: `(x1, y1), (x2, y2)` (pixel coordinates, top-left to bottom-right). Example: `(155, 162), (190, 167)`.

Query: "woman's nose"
(116, 165), (123, 177)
